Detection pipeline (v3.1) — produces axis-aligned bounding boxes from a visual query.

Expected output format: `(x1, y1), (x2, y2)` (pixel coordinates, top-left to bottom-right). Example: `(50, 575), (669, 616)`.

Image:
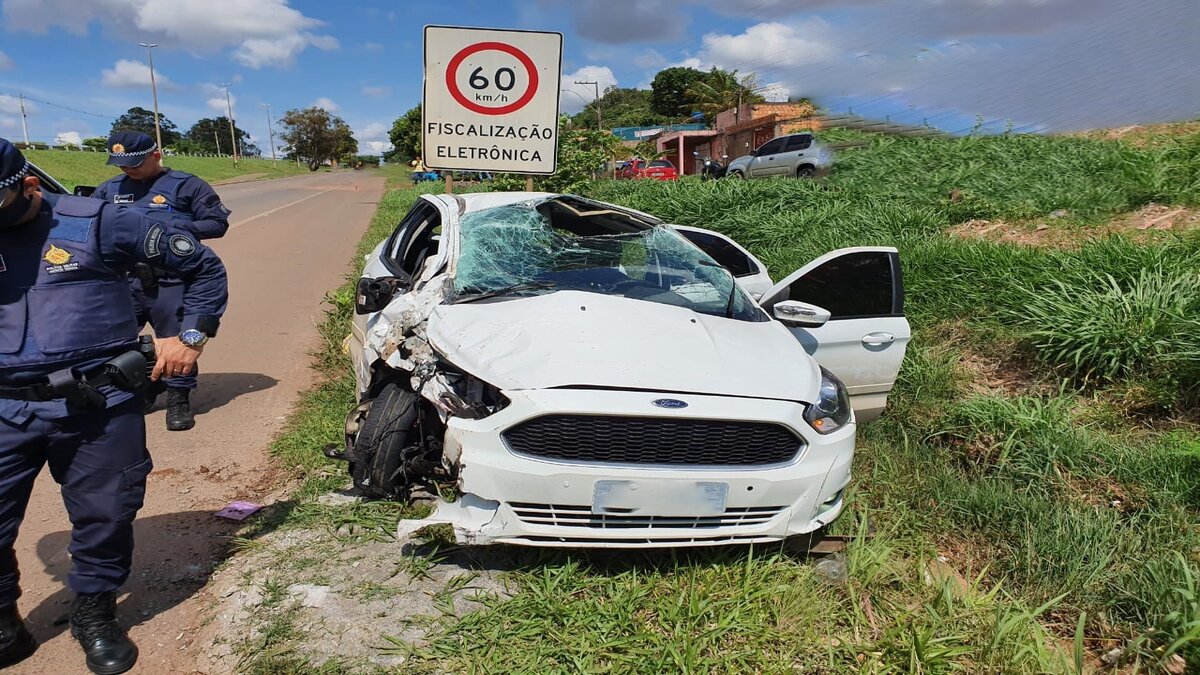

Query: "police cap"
(106, 130), (158, 167)
(0, 137), (30, 191)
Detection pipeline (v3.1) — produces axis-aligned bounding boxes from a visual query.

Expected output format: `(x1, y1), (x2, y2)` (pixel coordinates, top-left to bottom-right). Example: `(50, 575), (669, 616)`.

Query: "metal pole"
(260, 103), (277, 167)
(575, 80), (601, 129)
(214, 130), (221, 156)
(140, 43), (163, 151)
(220, 82), (238, 166)
(444, 173), (453, 194)
(18, 94), (30, 147)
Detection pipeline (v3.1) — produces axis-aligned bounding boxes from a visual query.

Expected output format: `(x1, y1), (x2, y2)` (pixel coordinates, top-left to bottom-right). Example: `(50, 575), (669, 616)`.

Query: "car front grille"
(509, 502), (786, 529)
(501, 415), (802, 466)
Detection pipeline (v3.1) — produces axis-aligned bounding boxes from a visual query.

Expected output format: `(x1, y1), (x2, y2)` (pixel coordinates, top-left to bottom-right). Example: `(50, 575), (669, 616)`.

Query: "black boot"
(165, 387), (195, 431)
(0, 604), (36, 668)
(70, 591), (137, 675)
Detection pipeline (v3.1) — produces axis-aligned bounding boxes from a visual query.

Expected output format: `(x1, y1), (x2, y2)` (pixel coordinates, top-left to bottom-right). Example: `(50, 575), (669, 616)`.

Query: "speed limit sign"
(423, 26), (563, 174)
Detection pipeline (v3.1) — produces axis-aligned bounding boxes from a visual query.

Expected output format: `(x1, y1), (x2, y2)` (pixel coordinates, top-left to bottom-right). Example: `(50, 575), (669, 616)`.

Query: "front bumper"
(424, 388), (855, 548)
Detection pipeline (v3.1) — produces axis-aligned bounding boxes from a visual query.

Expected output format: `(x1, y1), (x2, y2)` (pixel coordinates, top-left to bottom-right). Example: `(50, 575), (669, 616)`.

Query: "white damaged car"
(332, 192), (909, 549)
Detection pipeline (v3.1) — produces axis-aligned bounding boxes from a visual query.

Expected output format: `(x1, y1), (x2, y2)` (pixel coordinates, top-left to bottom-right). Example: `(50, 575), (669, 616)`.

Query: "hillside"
(22, 149), (312, 190)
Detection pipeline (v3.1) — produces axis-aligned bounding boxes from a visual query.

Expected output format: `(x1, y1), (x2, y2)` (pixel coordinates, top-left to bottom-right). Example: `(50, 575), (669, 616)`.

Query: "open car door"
(760, 247), (910, 422)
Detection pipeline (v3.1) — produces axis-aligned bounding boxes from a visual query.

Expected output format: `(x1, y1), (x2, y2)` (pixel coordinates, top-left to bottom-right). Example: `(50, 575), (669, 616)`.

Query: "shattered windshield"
(453, 198), (764, 321)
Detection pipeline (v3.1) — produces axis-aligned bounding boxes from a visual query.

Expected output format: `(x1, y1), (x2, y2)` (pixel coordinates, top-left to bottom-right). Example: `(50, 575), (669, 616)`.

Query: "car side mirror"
(748, 149), (758, 157)
(74, 185), (95, 197)
(773, 300), (830, 327)
(355, 276), (410, 315)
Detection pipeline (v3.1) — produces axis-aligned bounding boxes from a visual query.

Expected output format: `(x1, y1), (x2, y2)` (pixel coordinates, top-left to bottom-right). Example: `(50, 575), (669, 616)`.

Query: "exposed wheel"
(796, 165), (816, 178)
(350, 383), (419, 499)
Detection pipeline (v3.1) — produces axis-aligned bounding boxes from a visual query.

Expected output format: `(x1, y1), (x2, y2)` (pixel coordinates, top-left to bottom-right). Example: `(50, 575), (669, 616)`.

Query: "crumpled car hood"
(425, 290), (820, 402)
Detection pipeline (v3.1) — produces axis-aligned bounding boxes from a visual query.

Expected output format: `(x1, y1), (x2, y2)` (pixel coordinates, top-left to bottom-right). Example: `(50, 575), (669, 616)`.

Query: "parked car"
(617, 158), (678, 181)
(335, 192), (910, 550)
(726, 133), (833, 180)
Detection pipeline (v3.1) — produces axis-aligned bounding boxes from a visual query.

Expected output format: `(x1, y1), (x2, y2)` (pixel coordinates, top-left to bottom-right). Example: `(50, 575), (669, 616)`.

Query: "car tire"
(350, 383), (419, 499)
(796, 165), (816, 178)
(729, 171), (746, 179)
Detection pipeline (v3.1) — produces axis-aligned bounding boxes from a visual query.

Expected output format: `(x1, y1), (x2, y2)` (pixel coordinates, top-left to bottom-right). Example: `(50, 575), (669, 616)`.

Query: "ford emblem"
(652, 398), (689, 409)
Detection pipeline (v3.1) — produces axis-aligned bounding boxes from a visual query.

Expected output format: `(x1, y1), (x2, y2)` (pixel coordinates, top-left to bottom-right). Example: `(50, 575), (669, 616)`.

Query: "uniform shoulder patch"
(144, 223), (164, 258)
(168, 234), (196, 257)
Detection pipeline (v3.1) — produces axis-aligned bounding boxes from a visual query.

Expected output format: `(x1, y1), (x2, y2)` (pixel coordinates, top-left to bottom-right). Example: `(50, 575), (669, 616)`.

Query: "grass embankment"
(23, 149), (311, 190)
(244, 130), (1199, 673)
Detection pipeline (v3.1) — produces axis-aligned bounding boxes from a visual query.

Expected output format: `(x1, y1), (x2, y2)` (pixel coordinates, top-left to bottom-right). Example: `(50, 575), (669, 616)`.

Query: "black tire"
(350, 383), (418, 499)
(729, 170), (746, 179)
(796, 165), (816, 178)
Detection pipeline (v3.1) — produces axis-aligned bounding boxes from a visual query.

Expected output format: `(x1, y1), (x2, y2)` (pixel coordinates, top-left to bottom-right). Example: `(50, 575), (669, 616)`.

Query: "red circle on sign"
(446, 41), (539, 115)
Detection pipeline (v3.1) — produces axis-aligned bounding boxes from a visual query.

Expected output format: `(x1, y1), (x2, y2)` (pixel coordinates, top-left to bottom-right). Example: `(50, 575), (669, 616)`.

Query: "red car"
(617, 158), (678, 181)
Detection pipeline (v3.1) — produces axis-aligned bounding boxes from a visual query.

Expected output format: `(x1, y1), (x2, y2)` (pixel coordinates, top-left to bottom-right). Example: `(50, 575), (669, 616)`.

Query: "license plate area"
(592, 480), (728, 517)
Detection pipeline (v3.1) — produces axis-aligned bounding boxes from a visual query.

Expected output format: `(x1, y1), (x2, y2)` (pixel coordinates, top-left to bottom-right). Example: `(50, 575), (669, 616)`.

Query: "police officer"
(0, 138), (227, 673)
(93, 130), (231, 431)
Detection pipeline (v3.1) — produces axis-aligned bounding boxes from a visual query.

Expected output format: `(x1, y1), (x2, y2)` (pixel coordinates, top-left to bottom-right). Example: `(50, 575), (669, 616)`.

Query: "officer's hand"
(152, 337), (204, 381)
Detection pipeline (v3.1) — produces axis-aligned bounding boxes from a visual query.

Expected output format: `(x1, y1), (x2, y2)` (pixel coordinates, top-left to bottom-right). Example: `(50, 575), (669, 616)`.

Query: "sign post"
(423, 26), (563, 179)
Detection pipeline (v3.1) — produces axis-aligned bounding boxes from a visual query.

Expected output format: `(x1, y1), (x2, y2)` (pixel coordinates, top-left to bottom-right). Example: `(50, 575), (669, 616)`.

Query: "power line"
(0, 91), (113, 119)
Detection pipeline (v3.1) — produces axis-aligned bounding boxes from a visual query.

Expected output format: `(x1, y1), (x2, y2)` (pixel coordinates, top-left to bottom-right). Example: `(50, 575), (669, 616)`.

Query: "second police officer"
(92, 130), (231, 431)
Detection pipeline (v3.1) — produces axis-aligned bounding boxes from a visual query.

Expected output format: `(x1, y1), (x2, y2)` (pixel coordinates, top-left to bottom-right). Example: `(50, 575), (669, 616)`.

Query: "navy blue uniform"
(0, 193), (227, 606)
(92, 169), (229, 390)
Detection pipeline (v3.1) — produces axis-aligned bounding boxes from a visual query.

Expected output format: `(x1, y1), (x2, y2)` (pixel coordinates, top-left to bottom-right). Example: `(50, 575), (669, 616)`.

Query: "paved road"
(11, 170), (385, 674)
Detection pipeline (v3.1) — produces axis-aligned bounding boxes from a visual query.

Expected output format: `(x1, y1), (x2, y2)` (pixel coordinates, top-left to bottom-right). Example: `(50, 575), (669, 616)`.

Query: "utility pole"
(575, 80), (601, 129)
(260, 102), (277, 167)
(214, 130), (221, 156)
(219, 82), (238, 166)
(139, 43), (163, 151)
(18, 94), (30, 147)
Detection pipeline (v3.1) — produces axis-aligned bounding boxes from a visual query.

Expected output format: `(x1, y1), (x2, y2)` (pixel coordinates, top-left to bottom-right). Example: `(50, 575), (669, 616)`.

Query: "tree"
(388, 105), (422, 163)
(278, 106), (358, 170)
(650, 67), (707, 118)
(185, 117), (258, 156)
(685, 68), (764, 123)
(569, 88), (671, 130)
(110, 106), (181, 146)
(82, 137), (107, 151)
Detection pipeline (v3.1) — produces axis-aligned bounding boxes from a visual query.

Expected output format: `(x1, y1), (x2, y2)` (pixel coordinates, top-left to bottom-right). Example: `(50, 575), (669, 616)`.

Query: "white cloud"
(312, 97), (339, 112)
(695, 21), (834, 73)
(354, 121), (392, 155)
(2, 0), (338, 69)
(54, 131), (82, 146)
(100, 59), (175, 89)
(560, 66), (618, 114)
(0, 94), (35, 115)
(0, 117), (17, 130)
(361, 85), (391, 98)
(203, 84), (236, 115)
(0, 51), (12, 70)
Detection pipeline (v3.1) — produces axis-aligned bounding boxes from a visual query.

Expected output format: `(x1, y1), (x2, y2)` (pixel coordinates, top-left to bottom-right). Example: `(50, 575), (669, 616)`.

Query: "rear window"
(648, 160), (674, 168)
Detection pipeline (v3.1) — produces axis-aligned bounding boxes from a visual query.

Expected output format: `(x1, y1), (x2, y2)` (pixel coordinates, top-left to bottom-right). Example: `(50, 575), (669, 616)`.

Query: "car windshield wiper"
(449, 280), (559, 304)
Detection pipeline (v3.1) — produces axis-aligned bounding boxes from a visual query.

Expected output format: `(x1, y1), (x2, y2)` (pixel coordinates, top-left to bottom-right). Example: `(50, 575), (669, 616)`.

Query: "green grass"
(23, 149), (312, 190)
(238, 129), (1200, 672)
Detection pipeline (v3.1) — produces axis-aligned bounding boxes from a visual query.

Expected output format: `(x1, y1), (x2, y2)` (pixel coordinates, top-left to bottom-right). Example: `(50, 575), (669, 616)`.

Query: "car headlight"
(803, 367), (852, 434)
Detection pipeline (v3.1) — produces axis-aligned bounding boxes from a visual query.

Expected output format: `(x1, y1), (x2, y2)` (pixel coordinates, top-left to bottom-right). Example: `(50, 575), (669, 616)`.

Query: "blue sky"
(0, 0), (1196, 154)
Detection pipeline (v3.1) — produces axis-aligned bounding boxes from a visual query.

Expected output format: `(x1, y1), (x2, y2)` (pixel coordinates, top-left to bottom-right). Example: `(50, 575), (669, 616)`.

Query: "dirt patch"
(193, 502), (513, 673)
(1071, 120), (1200, 147)
(948, 204), (1199, 248)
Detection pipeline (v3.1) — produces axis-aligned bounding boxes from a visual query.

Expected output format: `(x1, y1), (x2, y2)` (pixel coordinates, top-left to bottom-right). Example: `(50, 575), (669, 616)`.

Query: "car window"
(784, 134), (812, 152)
(383, 202), (438, 275)
(756, 138), (786, 156)
(675, 229), (758, 277)
(648, 160), (674, 168)
(787, 251), (900, 319)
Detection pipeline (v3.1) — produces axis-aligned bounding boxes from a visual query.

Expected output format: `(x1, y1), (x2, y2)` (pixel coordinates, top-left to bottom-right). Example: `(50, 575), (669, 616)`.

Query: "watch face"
(182, 330), (205, 346)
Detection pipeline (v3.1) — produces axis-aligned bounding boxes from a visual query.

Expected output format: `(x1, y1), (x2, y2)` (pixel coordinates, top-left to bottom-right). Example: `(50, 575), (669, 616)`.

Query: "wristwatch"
(179, 329), (209, 348)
